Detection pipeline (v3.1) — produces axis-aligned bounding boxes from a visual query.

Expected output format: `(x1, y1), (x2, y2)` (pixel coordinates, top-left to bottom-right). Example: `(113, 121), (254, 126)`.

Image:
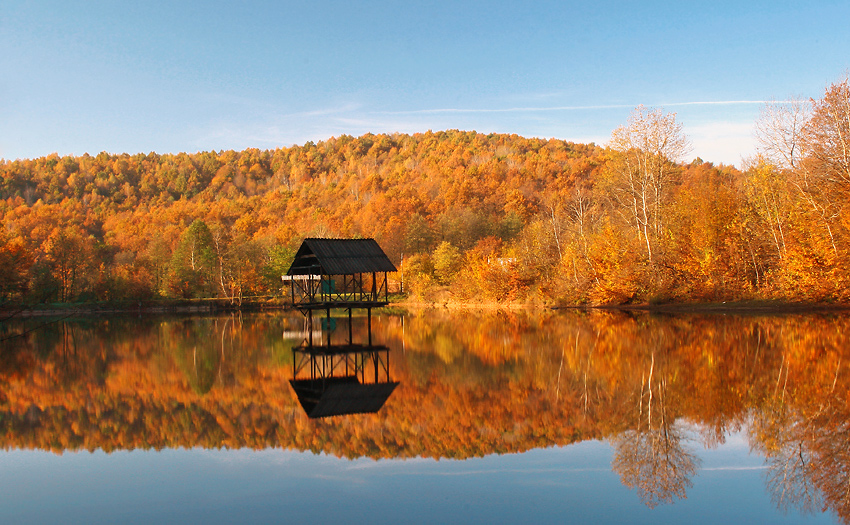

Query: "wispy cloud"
(664, 101), (776, 107)
(184, 97), (769, 167)
(341, 466), (612, 477)
(377, 100), (780, 116)
(280, 102), (364, 119)
(701, 466), (767, 471)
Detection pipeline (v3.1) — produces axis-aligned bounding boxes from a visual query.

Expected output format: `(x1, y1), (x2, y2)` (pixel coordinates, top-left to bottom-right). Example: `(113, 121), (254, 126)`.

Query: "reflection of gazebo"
(289, 345), (397, 418)
(285, 238), (399, 418)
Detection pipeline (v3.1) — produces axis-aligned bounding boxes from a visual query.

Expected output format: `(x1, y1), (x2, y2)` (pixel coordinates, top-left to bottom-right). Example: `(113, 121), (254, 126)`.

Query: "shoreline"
(0, 299), (293, 318)
(4, 298), (850, 318)
(578, 301), (850, 314)
(394, 299), (850, 315)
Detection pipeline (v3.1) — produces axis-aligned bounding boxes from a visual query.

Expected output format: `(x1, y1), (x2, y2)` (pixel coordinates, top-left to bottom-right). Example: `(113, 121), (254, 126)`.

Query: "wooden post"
(326, 307), (331, 347)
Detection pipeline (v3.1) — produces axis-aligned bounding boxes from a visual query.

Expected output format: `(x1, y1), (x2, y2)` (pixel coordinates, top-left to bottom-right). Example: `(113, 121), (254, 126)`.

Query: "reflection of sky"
(0, 431), (837, 524)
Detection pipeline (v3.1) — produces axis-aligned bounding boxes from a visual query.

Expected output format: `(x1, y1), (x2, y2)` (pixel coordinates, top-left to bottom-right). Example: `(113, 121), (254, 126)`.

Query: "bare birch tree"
(605, 106), (691, 265)
(801, 76), (850, 199)
(754, 98), (810, 170)
(755, 76), (850, 257)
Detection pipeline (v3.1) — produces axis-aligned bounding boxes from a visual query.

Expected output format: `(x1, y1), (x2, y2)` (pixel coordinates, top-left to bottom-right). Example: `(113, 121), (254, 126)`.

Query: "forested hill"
(1, 82), (849, 307)
(0, 131), (608, 303)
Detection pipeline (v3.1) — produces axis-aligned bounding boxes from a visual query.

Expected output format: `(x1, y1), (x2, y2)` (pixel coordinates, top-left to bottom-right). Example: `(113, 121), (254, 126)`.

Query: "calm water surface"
(0, 309), (847, 524)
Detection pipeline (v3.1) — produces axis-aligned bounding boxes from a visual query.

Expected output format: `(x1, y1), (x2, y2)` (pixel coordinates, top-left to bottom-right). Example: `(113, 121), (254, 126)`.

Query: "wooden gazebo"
(285, 238), (399, 418)
(285, 237), (397, 310)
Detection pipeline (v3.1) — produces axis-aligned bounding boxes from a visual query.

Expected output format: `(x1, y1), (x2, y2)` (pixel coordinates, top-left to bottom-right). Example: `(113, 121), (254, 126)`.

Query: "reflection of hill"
(1, 311), (849, 519)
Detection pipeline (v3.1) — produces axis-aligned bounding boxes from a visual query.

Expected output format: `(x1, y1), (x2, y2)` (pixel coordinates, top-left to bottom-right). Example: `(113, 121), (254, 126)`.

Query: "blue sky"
(2, 1), (848, 166)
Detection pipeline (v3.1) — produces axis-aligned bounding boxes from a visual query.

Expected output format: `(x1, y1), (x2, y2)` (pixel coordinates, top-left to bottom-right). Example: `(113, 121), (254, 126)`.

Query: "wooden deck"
(292, 300), (390, 311)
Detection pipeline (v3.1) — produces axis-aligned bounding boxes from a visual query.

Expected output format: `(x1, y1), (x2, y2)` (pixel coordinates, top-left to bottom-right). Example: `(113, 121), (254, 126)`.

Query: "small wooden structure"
(285, 238), (399, 418)
(289, 347), (397, 418)
(284, 238), (397, 347)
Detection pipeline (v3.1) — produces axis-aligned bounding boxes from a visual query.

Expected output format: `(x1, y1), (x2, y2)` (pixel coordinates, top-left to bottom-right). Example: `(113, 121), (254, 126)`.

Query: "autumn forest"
(2, 78), (849, 306)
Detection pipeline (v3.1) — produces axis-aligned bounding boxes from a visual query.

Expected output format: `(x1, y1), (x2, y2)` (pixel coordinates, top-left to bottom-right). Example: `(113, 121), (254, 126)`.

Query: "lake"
(0, 308), (847, 524)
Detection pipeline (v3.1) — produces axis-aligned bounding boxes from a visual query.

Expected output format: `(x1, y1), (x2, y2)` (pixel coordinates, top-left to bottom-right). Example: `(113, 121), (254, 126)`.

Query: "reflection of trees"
(170, 317), (243, 394)
(754, 398), (850, 522)
(170, 319), (221, 394)
(809, 410), (850, 524)
(749, 353), (821, 516)
(3, 306), (850, 523)
(750, 339), (850, 523)
(612, 423), (699, 508)
(611, 346), (700, 508)
(761, 417), (821, 515)
(0, 325), (36, 404)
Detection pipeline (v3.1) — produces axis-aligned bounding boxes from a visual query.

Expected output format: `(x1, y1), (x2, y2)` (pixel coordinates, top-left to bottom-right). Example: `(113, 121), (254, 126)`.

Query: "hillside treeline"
(1, 77), (848, 305)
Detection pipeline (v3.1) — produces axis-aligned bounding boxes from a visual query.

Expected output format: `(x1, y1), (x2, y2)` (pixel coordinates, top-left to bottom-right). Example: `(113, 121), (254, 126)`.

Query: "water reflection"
(751, 366), (850, 522)
(290, 342), (398, 418)
(610, 350), (701, 509)
(1, 309), (849, 522)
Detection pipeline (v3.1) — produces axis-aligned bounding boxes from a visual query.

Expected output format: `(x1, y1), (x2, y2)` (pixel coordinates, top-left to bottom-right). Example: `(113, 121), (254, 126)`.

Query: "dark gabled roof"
(289, 377), (399, 418)
(286, 238), (397, 276)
